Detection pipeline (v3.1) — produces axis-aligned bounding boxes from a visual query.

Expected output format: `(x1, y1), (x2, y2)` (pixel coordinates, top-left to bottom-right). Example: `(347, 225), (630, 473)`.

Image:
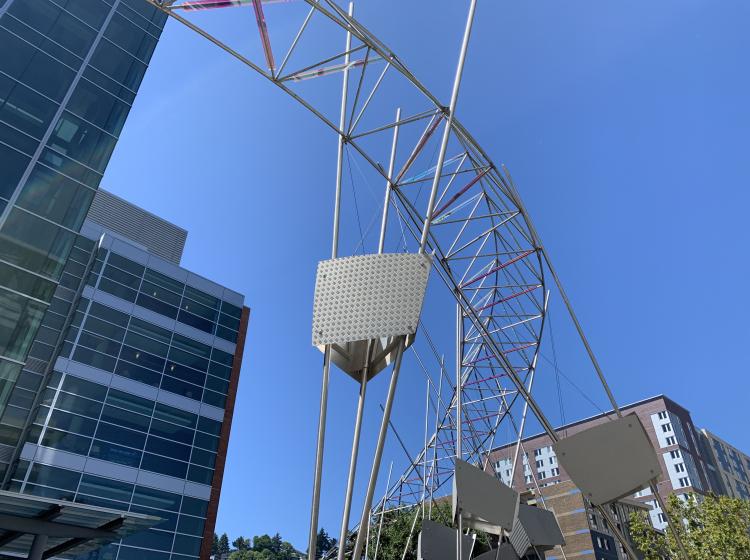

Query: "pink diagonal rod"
(461, 249), (536, 288)
(252, 0), (275, 72)
(432, 167), (490, 219)
(475, 284), (541, 312)
(175, 0), (292, 10)
(462, 373), (507, 387)
(394, 113), (444, 183)
(462, 341), (537, 366)
(288, 58), (373, 82)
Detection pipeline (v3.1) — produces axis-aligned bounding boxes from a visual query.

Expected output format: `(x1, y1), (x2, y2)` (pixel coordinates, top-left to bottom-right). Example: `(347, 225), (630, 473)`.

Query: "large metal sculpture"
(144, 2), (690, 558)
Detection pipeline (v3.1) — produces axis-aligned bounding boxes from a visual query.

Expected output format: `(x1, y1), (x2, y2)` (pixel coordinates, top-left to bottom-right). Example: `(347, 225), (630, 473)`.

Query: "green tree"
(253, 535), (274, 552)
(315, 528), (337, 558)
(233, 536), (251, 551)
(219, 533), (231, 556)
(629, 493), (750, 559)
(270, 533), (283, 554)
(212, 533), (220, 557)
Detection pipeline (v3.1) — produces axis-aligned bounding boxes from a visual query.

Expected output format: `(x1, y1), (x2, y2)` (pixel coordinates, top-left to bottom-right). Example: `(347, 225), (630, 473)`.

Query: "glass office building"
(0, 0), (167, 413)
(0, 190), (250, 560)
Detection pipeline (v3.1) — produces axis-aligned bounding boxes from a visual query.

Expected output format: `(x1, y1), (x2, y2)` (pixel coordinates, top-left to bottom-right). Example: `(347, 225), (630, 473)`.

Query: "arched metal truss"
(143, 2), (661, 560)
(148, 0), (549, 491)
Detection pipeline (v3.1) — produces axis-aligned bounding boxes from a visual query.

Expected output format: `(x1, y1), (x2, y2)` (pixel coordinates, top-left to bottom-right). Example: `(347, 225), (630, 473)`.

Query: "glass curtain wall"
(0, 0), (166, 409)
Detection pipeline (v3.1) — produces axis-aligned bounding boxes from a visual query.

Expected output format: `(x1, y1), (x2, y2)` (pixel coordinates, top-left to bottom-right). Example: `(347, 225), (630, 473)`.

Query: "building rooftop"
(492, 394), (676, 452)
(86, 189), (188, 265)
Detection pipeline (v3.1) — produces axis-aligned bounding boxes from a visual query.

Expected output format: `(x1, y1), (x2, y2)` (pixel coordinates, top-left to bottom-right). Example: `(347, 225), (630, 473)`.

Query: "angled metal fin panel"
(452, 459), (519, 535)
(553, 414), (662, 506)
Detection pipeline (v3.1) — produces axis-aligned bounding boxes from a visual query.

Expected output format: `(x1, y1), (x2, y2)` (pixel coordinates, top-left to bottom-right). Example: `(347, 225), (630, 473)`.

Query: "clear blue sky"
(103, 0), (749, 548)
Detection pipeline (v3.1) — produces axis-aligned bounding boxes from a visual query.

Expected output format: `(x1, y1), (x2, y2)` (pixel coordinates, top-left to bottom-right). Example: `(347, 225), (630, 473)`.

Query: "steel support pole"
(419, 0), (478, 253)
(351, 337), (406, 559)
(311, 6), (353, 558)
(503, 173), (622, 418)
(337, 365), (369, 560)
(596, 504), (640, 560)
(378, 107), (401, 253)
(510, 347), (538, 483)
(308, 347), (332, 560)
(428, 359), (443, 518)
(331, 1), (353, 258)
(421, 377), (429, 519)
(455, 303), (464, 560)
(509, 291), (548, 483)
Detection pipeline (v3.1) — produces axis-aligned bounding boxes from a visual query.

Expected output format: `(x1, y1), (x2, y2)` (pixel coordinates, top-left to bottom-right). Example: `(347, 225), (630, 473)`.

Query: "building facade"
(0, 190), (249, 560)
(700, 429), (750, 501)
(0, 0), (166, 414)
(488, 395), (722, 559)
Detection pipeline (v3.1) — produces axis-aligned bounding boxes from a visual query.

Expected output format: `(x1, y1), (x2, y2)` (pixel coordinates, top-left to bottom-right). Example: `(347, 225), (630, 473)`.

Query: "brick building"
(487, 395), (727, 559)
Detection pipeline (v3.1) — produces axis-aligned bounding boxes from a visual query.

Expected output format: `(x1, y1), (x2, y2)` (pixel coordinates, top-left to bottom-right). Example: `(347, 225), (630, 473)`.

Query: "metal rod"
(419, 0), (478, 253)
(428, 357), (444, 518)
(456, 303), (464, 560)
(401, 506), (421, 560)
(351, 338), (406, 560)
(331, 1), (354, 259)
(372, 461), (392, 560)
(503, 170), (622, 417)
(596, 504), (640, 559)
(651, 480), (690, 560)
(421, 377), (429, 519)
(509, 291), (548, 483)
(308, 346), (332, 560)
(276, 2), (316, 77)
(350, 62), (391, 134)
(337, 358), (369, 560)
(378, 107), (401, 253)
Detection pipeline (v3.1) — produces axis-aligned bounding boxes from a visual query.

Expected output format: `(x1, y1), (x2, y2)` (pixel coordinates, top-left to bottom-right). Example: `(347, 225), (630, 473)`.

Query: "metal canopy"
(0, 490), (159, 560)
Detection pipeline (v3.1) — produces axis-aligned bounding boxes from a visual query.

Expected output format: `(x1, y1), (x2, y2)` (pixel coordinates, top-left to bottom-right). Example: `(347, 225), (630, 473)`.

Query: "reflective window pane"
(0, 288), (46, 361)
(0, 208), (76, 278)
(0, 143), (30, 200)
(16, 164), (95, 230)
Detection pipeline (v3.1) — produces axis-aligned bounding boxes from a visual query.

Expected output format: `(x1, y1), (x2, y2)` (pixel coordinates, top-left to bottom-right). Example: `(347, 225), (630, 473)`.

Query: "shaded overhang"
(0, 490), (159, 559)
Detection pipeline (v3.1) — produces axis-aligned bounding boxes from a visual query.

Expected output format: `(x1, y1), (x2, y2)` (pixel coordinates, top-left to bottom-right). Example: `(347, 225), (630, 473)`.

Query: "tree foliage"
(362, 502), (490, 560)
(224, 532), (299, 560)
(219, 533), (231, 555)
(629, 493), (750, 560)
(233, 536), (251, 551)
(315, 528), (337, 558)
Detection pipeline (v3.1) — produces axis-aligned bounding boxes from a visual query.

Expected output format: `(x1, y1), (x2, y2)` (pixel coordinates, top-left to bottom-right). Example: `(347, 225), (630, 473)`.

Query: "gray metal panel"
(553, 414), (662, 506)
(510, 504), (565, 555)
(417, 520), (473, 560)
(312, 253), (431, 347)
(472, 544), (520, 560)
(452, 459), (519, 535)
(85, 189), (187, 265)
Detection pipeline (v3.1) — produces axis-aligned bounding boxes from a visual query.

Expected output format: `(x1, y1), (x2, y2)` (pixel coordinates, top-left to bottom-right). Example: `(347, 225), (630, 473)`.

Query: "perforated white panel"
(312, 253), (431, 347)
